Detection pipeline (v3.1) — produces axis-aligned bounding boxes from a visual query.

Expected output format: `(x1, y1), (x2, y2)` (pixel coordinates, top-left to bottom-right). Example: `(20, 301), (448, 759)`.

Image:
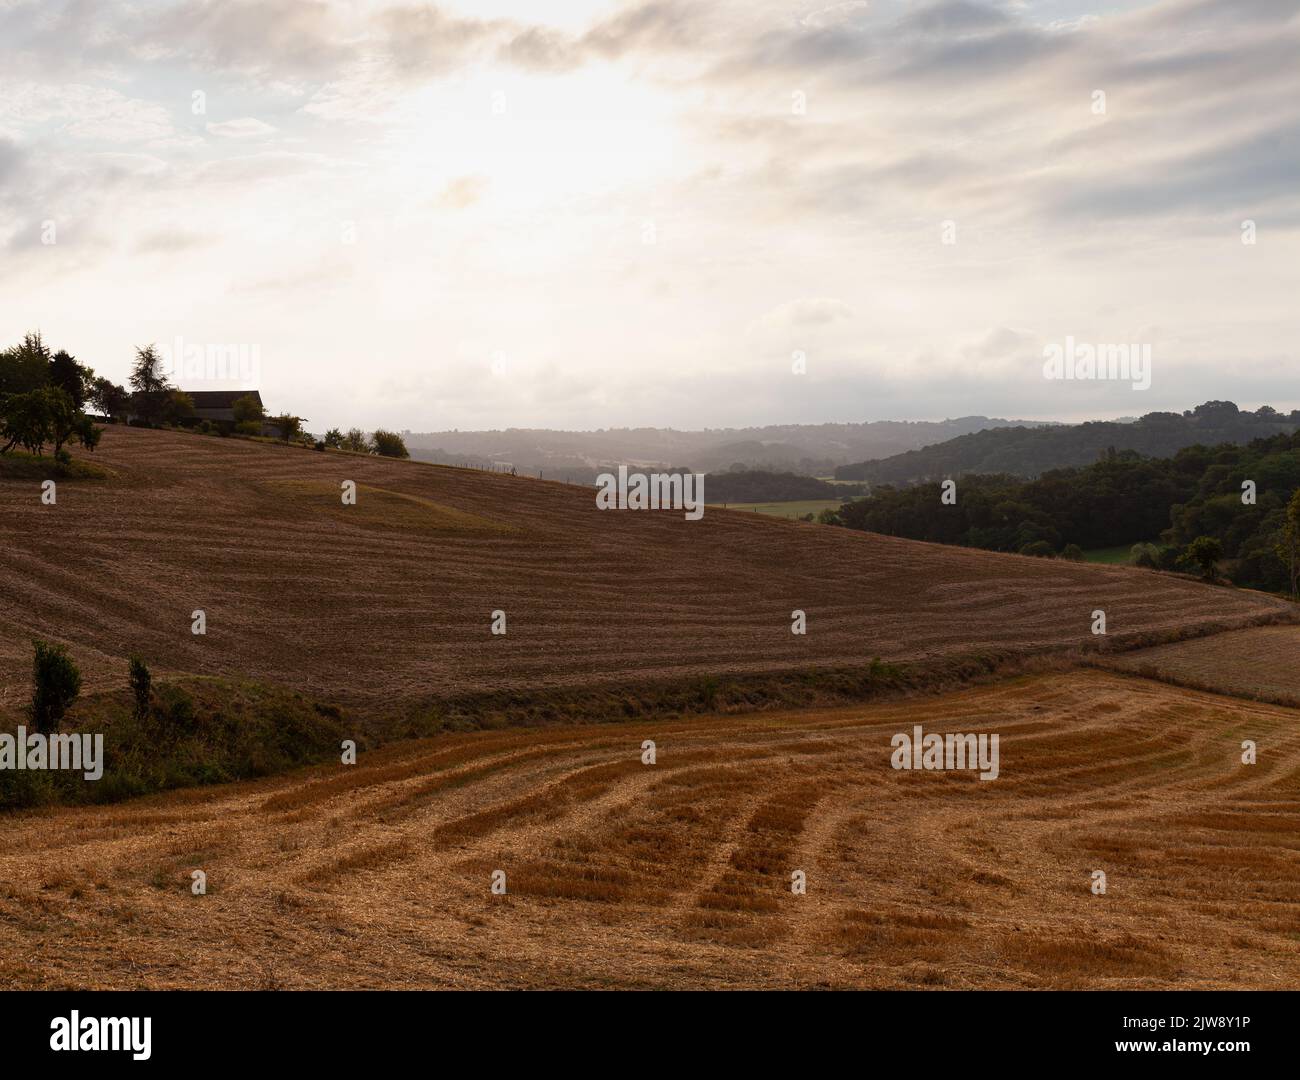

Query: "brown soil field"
(2, 669), (1297, 990)
(1105, 625), (1300, 707)
(0, 426), (1292, 714)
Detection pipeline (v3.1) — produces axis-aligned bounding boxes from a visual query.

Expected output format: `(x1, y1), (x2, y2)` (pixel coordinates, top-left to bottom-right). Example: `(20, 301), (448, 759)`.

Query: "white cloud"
(205, 117), (277, 138)
(0, 0), (1297, 429)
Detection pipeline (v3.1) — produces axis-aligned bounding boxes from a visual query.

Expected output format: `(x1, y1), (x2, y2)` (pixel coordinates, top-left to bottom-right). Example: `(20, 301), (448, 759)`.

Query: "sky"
(1, 0), (1297, 433)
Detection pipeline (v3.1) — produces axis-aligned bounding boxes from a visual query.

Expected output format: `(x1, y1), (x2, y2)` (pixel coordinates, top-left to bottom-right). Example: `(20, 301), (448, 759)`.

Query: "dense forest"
(833, 431), (1300, 595)
(835, 401), (1299, 484)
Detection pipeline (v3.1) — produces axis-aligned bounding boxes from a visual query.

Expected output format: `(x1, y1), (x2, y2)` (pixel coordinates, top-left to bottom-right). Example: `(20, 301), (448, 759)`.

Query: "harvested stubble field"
(1104, 624), (1300, 707)
(1, 670), (1297, 989)
(3, 427), (1298, 989)
(0, 426), (1292, 712)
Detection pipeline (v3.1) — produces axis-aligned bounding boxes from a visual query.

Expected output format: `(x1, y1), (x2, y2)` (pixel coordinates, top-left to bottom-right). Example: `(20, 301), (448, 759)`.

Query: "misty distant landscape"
(401, 415), (1057, 480)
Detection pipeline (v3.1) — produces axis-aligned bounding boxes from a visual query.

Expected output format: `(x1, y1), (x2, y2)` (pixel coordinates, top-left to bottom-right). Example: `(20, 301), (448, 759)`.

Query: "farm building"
(186, 389), (263, 426)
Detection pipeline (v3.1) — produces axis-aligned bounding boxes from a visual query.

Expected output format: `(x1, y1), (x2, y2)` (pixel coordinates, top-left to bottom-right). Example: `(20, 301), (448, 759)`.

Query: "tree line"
(831, 431), (1300, 595)
(1, 332), (409, 460)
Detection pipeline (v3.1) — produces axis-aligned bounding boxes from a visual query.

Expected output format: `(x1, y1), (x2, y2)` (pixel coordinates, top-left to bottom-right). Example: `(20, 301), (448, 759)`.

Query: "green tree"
(272, 413), (302, 442)
(0, 332), (52, 397)
(159, 389), (195, 425)
(1277, 489), (1300, 599)
(29, 640), (81, 735)
(1185, 535), (1224, 581)
(46, 386), (102, 459)
(128, 657), (152, 722)
(0, 388), (54, 454)
(323, 428), (343, 449)
(341, 428), (370, 453)
(1060, 543), (1085, 561)
(89, 376), (131, 420)
(232, 394), (265, 425)
(129, 344), (172, 424)
(48, 350), (92, 408)
(371, 429), (409, 458)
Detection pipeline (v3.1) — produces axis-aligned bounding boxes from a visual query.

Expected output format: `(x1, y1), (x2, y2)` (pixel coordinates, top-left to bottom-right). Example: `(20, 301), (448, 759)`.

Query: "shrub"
(29, 640), (81, 735)
(371, 429), (410, 459)
(341, 428), (370, 453)
(129, 656), (152, 721)
(1060, 543), (1085, 561)
(154, 684), (196, 730)
(1019, 540), (1055, 558)
(232, 394), (264, 425)
(271, 413), (301, 442)
(1186, 535), (1224, 581)
(1157, 545), (1184, 572)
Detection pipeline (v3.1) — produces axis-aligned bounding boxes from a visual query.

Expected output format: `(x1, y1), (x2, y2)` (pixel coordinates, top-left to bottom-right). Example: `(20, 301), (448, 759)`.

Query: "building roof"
(185, 390), (263, 410)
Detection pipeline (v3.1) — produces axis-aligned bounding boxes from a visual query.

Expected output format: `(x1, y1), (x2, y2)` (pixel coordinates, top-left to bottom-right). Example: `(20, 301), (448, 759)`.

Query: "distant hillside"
(835, 402), (1300, 484)
(405, 416), (1056, 477)
(704, 471), (863, 504)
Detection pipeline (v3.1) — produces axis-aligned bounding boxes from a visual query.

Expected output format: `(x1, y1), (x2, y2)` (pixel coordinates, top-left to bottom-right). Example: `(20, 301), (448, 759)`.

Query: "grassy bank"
(0, 450), (110, 481)
(0, 677), (348, 809)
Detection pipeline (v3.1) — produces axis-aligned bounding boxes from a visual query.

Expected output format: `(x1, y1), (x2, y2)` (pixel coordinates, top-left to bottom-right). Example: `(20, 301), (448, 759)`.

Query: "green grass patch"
(0, 677), (349, 810)
(0, 451), (110, 481)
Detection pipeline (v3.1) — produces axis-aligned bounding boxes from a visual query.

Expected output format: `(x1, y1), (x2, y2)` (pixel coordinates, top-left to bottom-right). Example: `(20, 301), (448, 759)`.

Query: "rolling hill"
(836, 402), (1300, 484)
(4, 426), (1300, 990)
(1, 425), (1291, 724)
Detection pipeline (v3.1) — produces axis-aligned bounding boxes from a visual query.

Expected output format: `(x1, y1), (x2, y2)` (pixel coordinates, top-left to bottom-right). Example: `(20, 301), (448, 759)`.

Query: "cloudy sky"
(1, 0), (1296, 432)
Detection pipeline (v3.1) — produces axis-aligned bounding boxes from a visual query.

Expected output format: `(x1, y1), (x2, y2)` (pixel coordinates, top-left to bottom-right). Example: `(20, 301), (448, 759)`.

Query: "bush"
(231, 394), (264, 425)
(29, 640), (81, 735)
(1019, 540), (1055, 558)
(129, 656), (151, 721)
(1060, 543), (1085, 561)
(1186, 535), (1224, 581)
(314, 440), (325, 451)
(271, 414), (301, 442)
(154, 684), (196, 730)
(371, 429), (410, 459)
(341, 428), (370, 453)
(1157, 545), (1184, 571)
